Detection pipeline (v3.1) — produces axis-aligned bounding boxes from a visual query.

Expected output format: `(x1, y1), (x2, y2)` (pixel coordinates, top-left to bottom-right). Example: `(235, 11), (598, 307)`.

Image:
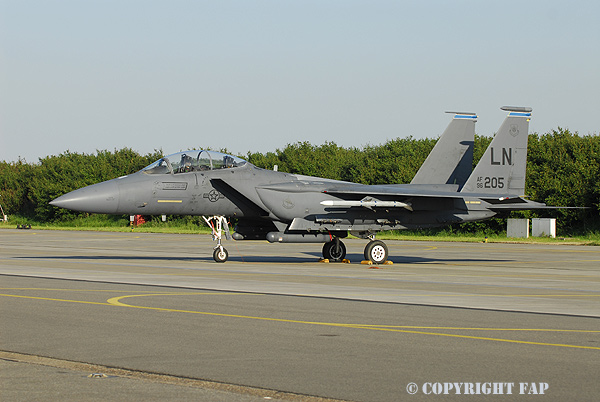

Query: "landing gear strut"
(322, 237), (347, 262)
(203, 215), (231, 263)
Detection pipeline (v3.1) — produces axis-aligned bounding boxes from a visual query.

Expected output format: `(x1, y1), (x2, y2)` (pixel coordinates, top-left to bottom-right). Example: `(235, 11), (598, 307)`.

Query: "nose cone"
(50, 180), (120, 214)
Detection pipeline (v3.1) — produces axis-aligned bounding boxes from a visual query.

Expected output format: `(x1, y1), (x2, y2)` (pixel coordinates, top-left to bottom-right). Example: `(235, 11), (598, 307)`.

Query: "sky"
(1, 0), (599, 163)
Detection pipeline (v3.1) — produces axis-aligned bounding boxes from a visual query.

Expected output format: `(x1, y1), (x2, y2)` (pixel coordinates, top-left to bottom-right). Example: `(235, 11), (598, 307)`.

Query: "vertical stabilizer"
(461, 106), (532, 195)
(411, 112), (476, 188)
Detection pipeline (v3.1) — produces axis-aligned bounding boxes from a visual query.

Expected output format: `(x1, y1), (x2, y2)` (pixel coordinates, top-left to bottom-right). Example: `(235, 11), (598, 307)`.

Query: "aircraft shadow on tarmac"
(19, 254), (322, 264)
(226, 253), (509, 264)
(18, 253), (510, 265)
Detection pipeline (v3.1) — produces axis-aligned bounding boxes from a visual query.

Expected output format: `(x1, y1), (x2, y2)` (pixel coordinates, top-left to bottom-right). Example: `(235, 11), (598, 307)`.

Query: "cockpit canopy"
(141, 150), (247, 175)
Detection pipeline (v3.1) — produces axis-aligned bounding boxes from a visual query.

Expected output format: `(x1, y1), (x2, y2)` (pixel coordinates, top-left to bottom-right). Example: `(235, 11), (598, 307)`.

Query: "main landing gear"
(322, 238), (347, 262)
(322, 236), (389, 264)
(204, 220), (390, 265)
(203, 215), (231, 263)
(364, 239), (388, 264)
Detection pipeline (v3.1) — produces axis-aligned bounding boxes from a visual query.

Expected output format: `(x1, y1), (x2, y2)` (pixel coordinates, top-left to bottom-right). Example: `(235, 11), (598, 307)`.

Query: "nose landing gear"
(203, 215), (231, 263)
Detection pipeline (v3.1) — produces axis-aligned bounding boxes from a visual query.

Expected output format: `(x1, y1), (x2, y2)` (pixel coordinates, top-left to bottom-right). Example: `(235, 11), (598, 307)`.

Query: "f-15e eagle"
(51, 106), (550, 263)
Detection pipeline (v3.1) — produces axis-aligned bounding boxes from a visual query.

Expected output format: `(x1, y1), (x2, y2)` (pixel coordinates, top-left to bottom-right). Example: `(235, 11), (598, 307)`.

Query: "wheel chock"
(342, 259), (351, 264)
(361, 260), (393, 265)
(319, 258), (330, 263)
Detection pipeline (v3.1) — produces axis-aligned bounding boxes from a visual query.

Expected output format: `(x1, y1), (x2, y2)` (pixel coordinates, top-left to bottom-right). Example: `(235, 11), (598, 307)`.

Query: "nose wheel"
(364, 240), (388, 264)
(213, 246), (229, 263)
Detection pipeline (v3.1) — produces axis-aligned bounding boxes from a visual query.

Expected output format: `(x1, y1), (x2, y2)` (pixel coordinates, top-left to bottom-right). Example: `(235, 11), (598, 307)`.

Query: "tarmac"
(1, 229), (599, 401)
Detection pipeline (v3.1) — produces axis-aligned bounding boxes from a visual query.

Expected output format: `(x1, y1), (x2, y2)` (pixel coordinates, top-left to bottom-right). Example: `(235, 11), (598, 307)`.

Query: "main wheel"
(364, 240), (388, 264)
(322, 240), (346, 262)
(213, 247), (229, 263)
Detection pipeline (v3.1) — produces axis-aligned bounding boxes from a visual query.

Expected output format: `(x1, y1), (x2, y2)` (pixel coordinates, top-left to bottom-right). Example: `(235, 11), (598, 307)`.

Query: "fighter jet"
(51, 106), (548, 263)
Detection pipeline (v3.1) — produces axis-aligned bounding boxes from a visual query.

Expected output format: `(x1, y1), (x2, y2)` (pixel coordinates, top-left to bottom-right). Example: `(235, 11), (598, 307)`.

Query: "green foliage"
(473, 135), (493, 167)
(524, 129), (600, 233)
(0, 159), (35, 217)
(1, 149), (162, 222)
(247, 137), (437, 184)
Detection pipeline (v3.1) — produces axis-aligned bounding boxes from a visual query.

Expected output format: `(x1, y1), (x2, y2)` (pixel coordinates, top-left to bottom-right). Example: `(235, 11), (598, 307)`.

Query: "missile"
(320, 199), (413, 211)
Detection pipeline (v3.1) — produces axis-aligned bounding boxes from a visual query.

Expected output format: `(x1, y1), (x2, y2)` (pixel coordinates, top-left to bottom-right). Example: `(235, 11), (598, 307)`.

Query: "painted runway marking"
(2, 289), (598, 351)
(105, 294), (600, 350)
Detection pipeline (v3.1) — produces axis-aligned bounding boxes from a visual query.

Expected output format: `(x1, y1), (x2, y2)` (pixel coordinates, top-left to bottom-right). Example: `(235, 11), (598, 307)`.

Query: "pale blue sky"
(1, 0), (599, 163)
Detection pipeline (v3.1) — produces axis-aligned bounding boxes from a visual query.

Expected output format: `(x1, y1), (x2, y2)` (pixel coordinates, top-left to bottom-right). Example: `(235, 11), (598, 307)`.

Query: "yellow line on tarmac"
(106, 294), (600, 351)
(0, 291), (248, 306)
(348, 324), (600, 333)
(0, 293), (113, 306)
(0, 287), (158, 293)
(0, 287), (251, 293)
(344, 325), (600, 350)
(106, 292), (254, 303)
(2, 291), (599, 351)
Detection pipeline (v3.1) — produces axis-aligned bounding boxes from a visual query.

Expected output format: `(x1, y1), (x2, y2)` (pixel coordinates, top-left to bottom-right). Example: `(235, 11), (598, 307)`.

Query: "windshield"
(142, 150), (247, 175)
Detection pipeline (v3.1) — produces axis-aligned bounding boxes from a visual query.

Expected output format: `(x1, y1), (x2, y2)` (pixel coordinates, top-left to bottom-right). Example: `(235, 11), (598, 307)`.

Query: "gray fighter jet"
(51, 106), (548, 263)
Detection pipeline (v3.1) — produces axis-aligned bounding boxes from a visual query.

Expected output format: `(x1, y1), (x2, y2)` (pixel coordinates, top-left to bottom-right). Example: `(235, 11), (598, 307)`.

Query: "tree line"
(1, 128), (598, 234)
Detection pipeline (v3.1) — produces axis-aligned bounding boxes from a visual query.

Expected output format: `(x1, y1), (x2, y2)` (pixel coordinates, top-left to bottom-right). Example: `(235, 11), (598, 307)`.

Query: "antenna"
(500, 106), (533, 113)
